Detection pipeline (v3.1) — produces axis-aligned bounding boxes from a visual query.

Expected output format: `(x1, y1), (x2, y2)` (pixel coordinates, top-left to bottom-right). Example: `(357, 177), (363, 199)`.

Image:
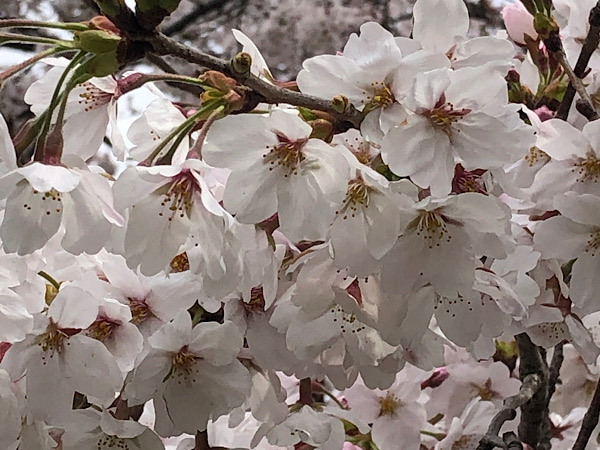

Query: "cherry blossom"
(203, 109), (350, 241)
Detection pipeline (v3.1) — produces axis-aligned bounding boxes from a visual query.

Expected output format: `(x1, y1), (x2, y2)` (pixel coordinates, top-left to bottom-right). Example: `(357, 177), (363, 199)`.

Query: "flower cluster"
(1, 0), (600, 448)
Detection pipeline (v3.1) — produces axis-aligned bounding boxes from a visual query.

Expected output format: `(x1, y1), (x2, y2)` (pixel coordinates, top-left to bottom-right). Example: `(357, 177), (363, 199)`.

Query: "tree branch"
(146, 32), (364, 129)
(550, 41), (599, 121)
(538, 342), (565, 450)
(476, 374), (542, 450)
(515, 333), (549, 448)
(573, 380), (600, 450)
(555, 0), (600, 121)
(299, 377), (313, 405)
(194, 430), (211, 450)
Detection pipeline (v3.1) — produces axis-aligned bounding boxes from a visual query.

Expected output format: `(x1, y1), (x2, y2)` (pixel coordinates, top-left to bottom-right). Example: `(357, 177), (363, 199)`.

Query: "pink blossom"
(502, 1), (538, 45)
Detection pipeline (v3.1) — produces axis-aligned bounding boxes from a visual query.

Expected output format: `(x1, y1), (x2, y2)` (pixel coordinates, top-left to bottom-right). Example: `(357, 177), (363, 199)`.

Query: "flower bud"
(308, 118), (334, 142)
(420, 367), (449, 389)
(79, 52), (120, 77)
(502, 1), (538, 45)
(73, 29), (121, 54)
(331, 95), (351, 113)
(533, 12), (559, 40)
(231, 52), (252, 76)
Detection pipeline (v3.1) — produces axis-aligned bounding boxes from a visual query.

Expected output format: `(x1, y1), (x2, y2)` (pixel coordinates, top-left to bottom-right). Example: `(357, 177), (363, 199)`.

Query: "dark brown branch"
(551, 41), (599, 120)
(538, 342), (565, 450)
(299, 377), (313, 405)
(476, 374), (542, 450)
(555, 1), (600, 120)
(515, 333), (549, 448)
(573, 380), (600, 450)
(146, 32), (364, 129)
(194, 430), (211, 450)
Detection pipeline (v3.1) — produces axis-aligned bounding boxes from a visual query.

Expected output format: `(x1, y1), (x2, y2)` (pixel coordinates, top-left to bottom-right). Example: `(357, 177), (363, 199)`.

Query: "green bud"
(73, 29), (121, 54)
(533, 12), (559, 39)
(80, 52), (120, 77)
(231, 52), (252, 76)
(331, 95), (350, 114)
(308, 118), (334, 142)
(297, 107), (316, 122)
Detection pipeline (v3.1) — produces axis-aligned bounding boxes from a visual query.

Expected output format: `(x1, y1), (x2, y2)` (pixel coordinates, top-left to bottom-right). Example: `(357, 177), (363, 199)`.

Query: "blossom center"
(473, 378), (497, 401)
(36, 322), (68, 362)
(244, 287), (266, 315)
(127, 297), (155, 325)
(263, 135), (306, 177)
(585, 229), (600, 256)
(452, 165), (487, 194)
(96, 435), (130, 449)
(426, 94), (470, 136)
(78, 82), (113, 112)
(86, 317), (118, 342)
(171, 347), (200, 383)
(157, 171), (198, 222)
(525, 146), (549, 167)
(412, 210), (452, 248)
(335, 177), (369, 220)
(330, 304), (365, 334)
(572, 152), (600, 183)
(24, 188), (62, 217)
(170, 252), (190, 272)
(362, 81), (395, 113)
(377, 392), (400, 417)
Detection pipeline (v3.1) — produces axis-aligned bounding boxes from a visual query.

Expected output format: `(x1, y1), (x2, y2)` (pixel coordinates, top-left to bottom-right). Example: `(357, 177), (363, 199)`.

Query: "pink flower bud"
(420, 367), (449, 389)
(533, 105), (554, 122)
(502, 2), (538, 45)
(343, 443), (363, 450)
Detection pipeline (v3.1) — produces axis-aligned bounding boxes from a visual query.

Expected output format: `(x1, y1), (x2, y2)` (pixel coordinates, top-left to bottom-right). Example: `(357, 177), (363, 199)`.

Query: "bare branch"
(555, 0), (600, 121)
(551, 42), (599, 121)
(538, 342), (565, 450)
(515, 333), (549, 448)
(146, 32), (364, 129)
(476, 374), (542, 450)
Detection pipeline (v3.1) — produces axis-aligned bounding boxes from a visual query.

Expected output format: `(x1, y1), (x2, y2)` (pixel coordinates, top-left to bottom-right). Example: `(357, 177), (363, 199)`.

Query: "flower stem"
(145, 103), (217, 165)
(188, 105), (224, 159)
(0, 47), (67, 84)
(0, 19), (88, 32)
(0, 31), (67, 46)
(37, 271), (60, 290)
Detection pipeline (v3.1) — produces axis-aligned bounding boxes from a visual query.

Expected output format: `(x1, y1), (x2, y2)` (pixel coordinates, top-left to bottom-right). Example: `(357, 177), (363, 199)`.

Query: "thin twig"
(547, 342), (564, 403)
(552, 45), (599, 120)
(476, 374), (542, 450)
(146, 32), (364, 129)
(188, 106), (223, 158)
(573, 380), (600, 450)
(555, 1), (600, 120)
